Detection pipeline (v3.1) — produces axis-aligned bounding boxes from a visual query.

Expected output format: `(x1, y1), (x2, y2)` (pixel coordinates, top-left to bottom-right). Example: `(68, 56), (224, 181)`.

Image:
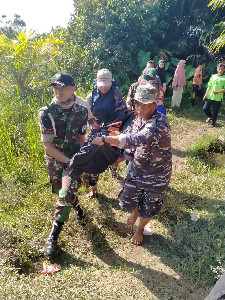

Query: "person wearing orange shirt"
(192, 59), (207, 106)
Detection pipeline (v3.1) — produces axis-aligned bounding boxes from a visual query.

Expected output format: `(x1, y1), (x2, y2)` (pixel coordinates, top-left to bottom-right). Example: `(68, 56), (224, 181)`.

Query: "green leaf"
(138, 50), (150, 69)
(171, 58), (180, 66)
(166, 73), (172, 84)
(185, 65), (195, 80)
(165, 62), (170, 71)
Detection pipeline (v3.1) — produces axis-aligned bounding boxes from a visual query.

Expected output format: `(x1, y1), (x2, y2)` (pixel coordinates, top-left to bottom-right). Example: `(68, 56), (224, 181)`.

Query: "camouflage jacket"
(119, 111), (172, 190)
(127, 82), (139, 109)
(38, 101), (88, 158)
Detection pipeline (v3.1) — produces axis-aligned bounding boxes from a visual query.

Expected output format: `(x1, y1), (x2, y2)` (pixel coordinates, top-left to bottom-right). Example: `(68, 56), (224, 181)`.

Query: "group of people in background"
(171, 56), (225, 128)
(38, 55), (225, 258)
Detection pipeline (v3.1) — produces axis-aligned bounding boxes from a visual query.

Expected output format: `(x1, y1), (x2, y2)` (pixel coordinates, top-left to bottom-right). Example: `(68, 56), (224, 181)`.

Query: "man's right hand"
(89, 118), (101, 131)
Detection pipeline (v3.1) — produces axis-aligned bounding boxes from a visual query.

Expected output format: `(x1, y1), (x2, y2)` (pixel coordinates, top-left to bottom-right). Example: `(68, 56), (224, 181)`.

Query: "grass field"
(0, 91), (225, 299)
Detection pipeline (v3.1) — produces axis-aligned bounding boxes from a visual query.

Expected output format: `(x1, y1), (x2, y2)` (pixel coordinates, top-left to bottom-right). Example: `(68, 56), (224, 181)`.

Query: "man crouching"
(92, 83), (172, 245)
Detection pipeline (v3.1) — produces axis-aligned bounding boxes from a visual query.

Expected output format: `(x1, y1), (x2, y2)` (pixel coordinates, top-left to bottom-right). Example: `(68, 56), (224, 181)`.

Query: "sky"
(1, 0), (74, 33)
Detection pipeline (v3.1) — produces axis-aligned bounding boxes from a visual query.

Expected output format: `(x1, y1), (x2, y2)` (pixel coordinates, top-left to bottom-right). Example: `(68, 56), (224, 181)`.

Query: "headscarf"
(156, 60), (166, 84)
(172, 60), (186, 87)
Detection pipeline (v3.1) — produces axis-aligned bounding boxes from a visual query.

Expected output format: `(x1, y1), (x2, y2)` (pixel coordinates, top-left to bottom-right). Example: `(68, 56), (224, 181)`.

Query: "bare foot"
(130, 227), (144, 245)
(127, 209), (139, 229)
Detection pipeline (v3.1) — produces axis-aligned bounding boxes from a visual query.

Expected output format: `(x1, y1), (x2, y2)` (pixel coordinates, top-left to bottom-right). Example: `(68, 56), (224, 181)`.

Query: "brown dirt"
(171, 121), (215, 173)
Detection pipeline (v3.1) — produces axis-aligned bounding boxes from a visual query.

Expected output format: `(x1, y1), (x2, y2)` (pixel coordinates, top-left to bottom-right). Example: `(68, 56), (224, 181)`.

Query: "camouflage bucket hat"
(143, 67), (156, 80)
(134, 84), (159, 104)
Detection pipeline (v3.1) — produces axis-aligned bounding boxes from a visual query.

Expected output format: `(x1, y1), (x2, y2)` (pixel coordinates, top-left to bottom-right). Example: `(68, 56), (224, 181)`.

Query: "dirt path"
(171, 121), (215, 173)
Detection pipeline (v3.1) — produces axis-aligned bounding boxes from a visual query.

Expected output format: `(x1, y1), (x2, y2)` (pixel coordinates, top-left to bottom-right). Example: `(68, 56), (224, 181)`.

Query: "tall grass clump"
(0, 88), (54, 272)
(187, 129), (225, 173)
(0, 89), (46, 180)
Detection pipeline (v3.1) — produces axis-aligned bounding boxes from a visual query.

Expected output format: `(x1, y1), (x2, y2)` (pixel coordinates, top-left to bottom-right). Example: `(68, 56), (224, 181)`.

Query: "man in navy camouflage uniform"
(38, 72), (88, 256)
(126, 67), (162, 111)
(92, 83), (172, 245)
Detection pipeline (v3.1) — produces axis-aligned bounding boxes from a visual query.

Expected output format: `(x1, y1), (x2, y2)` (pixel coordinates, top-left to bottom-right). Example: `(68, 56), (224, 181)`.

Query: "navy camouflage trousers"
(118, 177), (165, 219)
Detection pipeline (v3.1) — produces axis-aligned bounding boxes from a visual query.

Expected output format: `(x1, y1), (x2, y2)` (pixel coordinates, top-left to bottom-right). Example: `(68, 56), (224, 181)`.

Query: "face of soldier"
(53, 85), (75, 102)
(135, 101), (157, 121)
(98, 85), (111, 95)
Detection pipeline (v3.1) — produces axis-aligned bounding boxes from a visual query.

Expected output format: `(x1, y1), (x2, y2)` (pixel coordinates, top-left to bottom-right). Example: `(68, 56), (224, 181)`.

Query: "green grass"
(0, 91), (225, 299)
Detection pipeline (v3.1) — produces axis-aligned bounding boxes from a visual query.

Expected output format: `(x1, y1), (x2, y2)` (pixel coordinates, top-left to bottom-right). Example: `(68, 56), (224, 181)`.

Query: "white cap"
(97, 69), (112, 87)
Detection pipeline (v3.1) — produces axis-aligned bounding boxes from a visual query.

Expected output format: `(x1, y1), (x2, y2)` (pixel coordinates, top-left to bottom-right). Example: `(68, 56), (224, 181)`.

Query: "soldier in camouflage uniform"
(126, 68), (162, 111)
(92, 83), (172, 245)
(38, 72), (88, 256)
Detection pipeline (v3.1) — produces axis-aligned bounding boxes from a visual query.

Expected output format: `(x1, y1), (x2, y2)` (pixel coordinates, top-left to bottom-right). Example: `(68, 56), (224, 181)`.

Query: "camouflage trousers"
(118, 177), (165, 219)
(46, 155), (79, 223)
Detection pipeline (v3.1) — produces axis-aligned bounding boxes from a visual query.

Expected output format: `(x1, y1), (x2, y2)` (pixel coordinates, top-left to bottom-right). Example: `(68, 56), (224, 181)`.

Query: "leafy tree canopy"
(208, 0), (225, 52)
(0, 14), (26, 38)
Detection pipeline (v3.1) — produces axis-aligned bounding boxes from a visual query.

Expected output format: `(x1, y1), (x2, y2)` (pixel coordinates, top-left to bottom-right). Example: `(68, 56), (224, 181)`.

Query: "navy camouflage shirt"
(119, 111), (172, 190)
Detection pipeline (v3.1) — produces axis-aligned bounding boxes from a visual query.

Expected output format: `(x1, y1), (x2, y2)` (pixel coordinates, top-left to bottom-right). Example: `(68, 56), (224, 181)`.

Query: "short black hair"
(218, 63), (225, 68)
(199, 59), (206, 65)
(146, 60), (155, 66)
(148, 80), (159, 89)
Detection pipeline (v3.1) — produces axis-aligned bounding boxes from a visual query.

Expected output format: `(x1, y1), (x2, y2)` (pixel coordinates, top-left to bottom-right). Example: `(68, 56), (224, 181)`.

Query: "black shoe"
(45, 220), (64, 257)
(74, 204), (86, 226)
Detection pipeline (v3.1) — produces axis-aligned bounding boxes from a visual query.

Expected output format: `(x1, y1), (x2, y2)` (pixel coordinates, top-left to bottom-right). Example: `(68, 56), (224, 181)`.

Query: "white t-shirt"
(75, 94), (94, 121)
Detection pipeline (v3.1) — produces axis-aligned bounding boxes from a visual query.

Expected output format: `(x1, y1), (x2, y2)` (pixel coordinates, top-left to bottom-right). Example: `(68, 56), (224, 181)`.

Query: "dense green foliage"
(56, 0), (225, 90)
(1, 0), (225, 94)
(208, 0), (225, 51)
(0, 32), (63, 98)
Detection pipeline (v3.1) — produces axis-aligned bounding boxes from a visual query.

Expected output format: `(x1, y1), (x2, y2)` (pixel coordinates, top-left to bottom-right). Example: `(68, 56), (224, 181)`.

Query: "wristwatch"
(102, 135), (106, 143)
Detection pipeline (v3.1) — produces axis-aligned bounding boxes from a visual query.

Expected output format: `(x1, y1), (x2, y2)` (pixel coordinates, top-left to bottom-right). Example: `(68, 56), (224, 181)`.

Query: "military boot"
(45, 220), (64, 257)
